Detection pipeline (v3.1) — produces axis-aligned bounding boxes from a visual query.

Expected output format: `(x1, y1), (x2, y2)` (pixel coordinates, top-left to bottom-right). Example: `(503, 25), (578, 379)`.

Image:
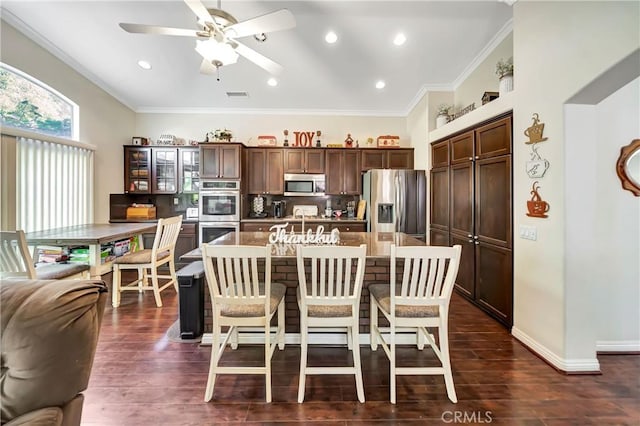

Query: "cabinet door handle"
(473, 235), (479, 239)
(474, 241), (480, 245)
(468, 157), (473, 161)
(467, 234), (473, 238)
(475, 156), (480, 160)
(468, 239), (474, 243)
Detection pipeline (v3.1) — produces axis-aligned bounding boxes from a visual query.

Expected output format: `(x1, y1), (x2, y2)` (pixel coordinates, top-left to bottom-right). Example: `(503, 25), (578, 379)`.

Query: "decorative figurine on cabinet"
(344, 133), (354, 148)
(316, 130), (322, 147)
(283, 129), (289, 147)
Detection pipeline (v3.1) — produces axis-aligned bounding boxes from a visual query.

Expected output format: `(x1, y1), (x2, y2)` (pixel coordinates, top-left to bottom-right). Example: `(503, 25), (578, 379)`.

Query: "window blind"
(17, 137), (94, 232)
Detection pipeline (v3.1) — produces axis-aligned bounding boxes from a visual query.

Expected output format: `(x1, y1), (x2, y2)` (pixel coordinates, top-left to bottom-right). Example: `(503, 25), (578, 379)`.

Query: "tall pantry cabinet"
(430, 113), (513, 328)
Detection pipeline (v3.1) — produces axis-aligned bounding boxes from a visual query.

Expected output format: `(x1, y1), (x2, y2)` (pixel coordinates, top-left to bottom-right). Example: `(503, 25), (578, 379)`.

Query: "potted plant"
(496, 57), (514, 95)
(436, 104), (452, 129)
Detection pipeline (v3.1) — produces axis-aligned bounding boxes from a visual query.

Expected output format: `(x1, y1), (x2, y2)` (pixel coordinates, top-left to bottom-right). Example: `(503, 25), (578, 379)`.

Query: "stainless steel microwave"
(284, 173), (325, 196)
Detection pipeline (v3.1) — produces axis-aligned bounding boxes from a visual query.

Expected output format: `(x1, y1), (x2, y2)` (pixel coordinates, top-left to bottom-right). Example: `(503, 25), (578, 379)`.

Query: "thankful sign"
(268, 223), (340, 245)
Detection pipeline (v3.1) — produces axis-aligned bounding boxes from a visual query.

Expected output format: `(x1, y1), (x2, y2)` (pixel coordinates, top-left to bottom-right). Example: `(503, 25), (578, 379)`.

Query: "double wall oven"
(199, 180), (240, 244)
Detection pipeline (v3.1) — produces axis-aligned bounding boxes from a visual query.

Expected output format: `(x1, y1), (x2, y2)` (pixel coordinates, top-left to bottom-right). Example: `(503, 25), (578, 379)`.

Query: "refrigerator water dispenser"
(377, 204), (394, 224)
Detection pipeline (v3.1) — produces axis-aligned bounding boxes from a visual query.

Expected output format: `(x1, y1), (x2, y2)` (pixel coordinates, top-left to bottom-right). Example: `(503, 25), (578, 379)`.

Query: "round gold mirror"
(616, 139), (640, 196)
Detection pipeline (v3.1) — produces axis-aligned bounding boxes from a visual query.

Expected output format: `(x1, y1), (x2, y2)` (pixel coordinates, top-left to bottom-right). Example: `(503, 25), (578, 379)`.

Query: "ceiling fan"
(119, 0), (296, 76)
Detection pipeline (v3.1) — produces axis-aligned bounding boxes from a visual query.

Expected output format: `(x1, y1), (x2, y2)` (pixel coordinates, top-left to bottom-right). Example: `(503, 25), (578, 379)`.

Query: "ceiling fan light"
(195, 39), (239, 66)
(137, 60), (152, 70)
(325, 31), (338, 44)
(393, 33), (406, 46)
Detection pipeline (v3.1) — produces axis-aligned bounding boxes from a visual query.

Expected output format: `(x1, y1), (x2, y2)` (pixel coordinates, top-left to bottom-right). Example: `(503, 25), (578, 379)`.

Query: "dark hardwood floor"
(83, 276), (639, 425)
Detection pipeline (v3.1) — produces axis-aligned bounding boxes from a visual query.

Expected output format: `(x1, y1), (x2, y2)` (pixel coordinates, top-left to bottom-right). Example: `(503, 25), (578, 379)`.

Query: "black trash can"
(176, 261), (205, 340)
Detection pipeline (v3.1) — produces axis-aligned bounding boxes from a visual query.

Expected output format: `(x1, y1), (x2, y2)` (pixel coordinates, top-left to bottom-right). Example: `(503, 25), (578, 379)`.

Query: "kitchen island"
(181, 231), (425, 336)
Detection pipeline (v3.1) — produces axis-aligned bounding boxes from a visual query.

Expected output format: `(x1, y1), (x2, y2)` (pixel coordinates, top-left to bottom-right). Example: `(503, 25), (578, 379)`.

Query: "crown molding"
(1, 11), (136, 112)
(134, 106), (407, 117)
(451, 19), (513, 90)
(403, 84), (455, 116)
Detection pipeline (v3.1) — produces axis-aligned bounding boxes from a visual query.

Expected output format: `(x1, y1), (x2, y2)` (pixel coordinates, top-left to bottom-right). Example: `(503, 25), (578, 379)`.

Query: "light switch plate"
(519, 225), (537, 241)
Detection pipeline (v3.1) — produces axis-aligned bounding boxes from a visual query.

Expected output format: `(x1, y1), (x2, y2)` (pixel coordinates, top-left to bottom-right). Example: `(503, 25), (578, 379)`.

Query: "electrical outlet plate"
(519, 225), (537, 241)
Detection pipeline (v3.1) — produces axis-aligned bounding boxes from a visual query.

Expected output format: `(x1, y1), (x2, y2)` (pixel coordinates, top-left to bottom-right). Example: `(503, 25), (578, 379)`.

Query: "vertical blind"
(17, 137), (94, 233)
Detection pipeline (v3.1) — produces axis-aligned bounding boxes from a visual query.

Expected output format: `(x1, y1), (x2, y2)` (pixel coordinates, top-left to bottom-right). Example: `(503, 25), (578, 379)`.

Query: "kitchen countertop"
(181, 231), (423, 259)
(109, 218), (199, 224)
(242, 216), (365, 223)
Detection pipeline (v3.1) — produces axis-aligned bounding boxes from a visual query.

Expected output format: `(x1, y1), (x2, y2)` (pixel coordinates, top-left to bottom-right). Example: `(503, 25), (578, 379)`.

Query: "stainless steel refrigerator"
(362, 169), (426, 240)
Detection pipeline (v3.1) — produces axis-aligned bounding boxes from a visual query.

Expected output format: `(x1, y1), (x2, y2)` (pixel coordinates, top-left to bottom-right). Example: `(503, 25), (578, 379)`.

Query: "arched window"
(0, 63), (79, 140)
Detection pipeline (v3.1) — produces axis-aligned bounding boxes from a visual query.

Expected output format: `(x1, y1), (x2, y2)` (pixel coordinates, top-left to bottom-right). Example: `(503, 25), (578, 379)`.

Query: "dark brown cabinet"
(430, 113), (513, 328)
(124, 147), (152, 194)
(246, 148), (284, 195)
(178, 148), (199, 194)
(143, 222), (197, 269)
(200, 143), (242, 179)
(124, 146), (180, 194)
(325, 149), (361, 195)
(151, 148), (178, 194)
(283, 149), (325, 174)
(360, 148), (414, 171)
(125, 146), (199, 194)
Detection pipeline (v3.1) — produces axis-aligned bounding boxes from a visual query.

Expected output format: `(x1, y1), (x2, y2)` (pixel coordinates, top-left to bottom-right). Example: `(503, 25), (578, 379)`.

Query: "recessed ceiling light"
(376, 80), (386, 89)
(393, 33), (406, 46)
(325, 31), (338, 44)
(137, 60), (152, 70)
(267, 78), (278, 87)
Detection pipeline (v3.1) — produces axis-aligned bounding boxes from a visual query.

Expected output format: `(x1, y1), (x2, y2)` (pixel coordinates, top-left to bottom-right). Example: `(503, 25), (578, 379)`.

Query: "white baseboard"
(201, 328), (423, 346)
(596, 340), (640, 352)
(511, 327), (601, 373)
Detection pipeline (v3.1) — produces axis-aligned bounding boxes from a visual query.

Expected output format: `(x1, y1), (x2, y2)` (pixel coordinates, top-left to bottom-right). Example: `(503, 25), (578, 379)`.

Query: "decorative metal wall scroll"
(526, 181), (550, 218)
(526, 144), (550, 178)
(524, 113), (547, 144)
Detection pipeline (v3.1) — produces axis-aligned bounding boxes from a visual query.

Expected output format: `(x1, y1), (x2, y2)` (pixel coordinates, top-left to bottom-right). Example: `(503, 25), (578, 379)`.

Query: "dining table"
(25, 223), (157, 278)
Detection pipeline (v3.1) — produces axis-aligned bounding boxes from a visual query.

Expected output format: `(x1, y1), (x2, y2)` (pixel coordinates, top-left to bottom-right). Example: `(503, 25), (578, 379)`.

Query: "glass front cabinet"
(179, 147), (200, 194)
(125, 146), (200, 194)
(152, 148), (178, 194)
(124, 147), (151, 194)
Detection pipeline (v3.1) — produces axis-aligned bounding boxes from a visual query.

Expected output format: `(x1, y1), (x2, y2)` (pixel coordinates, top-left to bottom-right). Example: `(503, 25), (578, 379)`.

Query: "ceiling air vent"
(226, 91), (249, 98)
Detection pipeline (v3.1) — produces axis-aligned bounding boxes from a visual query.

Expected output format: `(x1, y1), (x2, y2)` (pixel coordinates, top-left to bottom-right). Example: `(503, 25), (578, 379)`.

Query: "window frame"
(1, 62), (80, 141)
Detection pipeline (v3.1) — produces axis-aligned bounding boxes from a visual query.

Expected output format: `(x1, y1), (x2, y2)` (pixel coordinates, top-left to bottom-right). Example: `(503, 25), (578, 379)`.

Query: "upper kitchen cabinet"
(178, 147), (199, 194)
(283, 148), (325, 174)
(200, 143), (242, 179)
(246, 148), (284, 195)
(325, 149), (361, 195)
(360, 148), (414, 171)
(151, 148), (178, 194)
(124, 147), (152, 194)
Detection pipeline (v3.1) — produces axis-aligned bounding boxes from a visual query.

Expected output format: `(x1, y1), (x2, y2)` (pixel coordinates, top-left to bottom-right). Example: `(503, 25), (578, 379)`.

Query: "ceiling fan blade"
(200, 59), (217, 75)
(119, 23), (203, 37)
(225, 9), (296, 38)
(184, 0), (214, 25)
(233, 41), (283, 75)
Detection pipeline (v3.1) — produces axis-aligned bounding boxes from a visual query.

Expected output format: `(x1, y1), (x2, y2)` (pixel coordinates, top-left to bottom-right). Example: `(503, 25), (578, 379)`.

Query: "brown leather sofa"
(1, 279), (107, 426)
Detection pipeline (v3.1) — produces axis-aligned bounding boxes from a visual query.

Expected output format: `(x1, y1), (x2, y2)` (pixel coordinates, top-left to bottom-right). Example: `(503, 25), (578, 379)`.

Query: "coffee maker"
(272, 200), (286, 218)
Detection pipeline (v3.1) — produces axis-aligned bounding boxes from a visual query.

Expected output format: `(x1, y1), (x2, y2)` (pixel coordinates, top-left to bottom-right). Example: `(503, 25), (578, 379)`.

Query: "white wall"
(512, 1), (640, 369)
(455, 33), (513, 112)
(565, 78), (640, 359)
(134, 113), (407, 149)
(1, 22), (136, 223)
(592, 79), (640, 350)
